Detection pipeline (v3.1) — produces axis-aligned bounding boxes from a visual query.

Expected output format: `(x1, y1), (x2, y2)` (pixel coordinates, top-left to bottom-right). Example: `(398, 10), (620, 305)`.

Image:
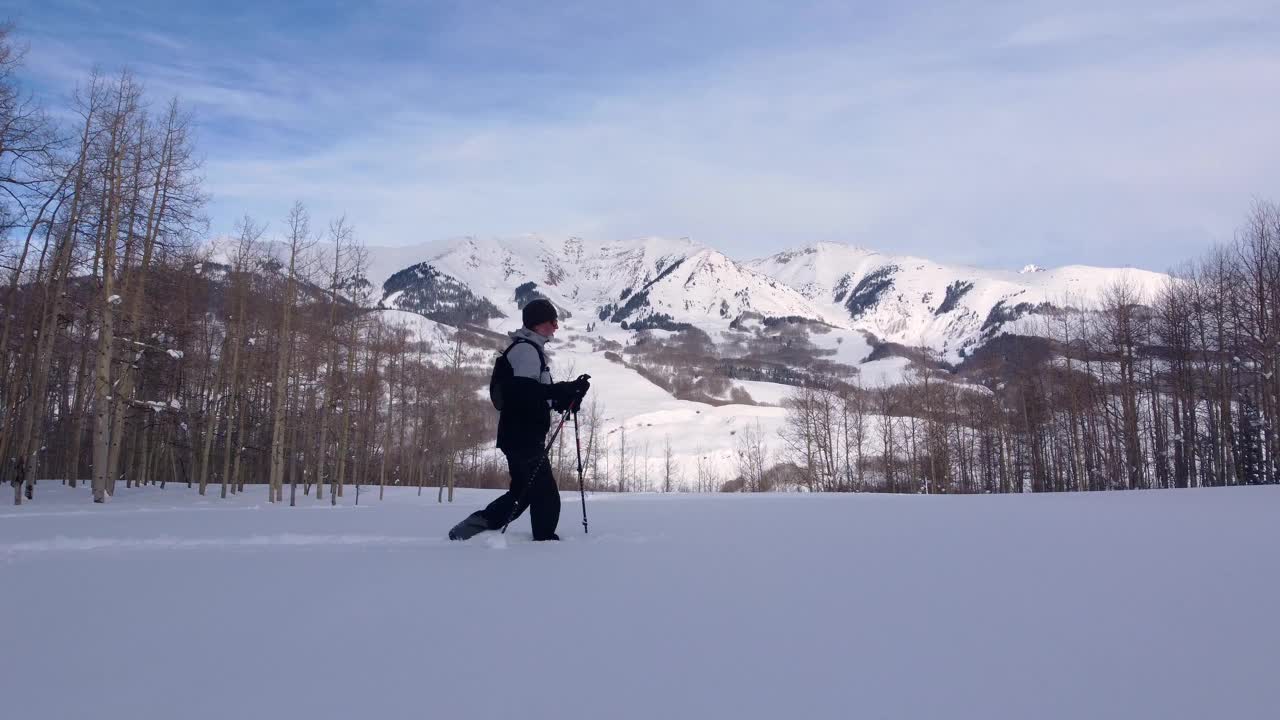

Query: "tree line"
(0, 27), (528, 505)
(777, 201), (1280, 494)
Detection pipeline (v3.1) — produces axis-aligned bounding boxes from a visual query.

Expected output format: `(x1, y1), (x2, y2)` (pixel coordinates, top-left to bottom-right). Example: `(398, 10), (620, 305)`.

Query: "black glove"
(552, 375), (591, 412)
(570, 375), (591, 411)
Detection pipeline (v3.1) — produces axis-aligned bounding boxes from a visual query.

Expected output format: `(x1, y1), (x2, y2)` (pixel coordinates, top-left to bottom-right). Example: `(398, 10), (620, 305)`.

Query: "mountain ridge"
(360, 235), (1170, 361)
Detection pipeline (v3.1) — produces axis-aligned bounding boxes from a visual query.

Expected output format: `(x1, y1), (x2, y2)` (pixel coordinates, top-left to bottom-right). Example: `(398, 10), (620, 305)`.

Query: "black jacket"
(496, 328), (579, 454)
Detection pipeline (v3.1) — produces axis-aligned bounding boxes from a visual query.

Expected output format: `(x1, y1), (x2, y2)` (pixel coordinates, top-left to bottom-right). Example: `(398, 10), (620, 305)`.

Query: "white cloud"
(29, 0), (1278, 270)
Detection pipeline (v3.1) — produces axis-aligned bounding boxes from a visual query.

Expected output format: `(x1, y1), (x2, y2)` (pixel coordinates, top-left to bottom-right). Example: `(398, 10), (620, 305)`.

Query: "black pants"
(477, 451), (560, 539)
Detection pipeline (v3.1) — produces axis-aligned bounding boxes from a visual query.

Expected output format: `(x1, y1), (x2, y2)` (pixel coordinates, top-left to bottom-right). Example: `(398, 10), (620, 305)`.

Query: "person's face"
(534, 317), (559, 338)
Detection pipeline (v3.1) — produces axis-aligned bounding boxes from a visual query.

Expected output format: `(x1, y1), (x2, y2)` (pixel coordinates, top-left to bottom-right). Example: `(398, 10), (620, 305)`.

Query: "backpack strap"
(503, 338), (548, 374)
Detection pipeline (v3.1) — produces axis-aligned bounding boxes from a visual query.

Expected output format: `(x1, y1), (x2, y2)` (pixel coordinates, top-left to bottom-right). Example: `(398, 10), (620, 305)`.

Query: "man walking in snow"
(448, 298), (590, 541)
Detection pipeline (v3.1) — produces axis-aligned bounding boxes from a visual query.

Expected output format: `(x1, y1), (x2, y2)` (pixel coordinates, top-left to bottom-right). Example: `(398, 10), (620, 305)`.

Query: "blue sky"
(11, 0), (1280, 270)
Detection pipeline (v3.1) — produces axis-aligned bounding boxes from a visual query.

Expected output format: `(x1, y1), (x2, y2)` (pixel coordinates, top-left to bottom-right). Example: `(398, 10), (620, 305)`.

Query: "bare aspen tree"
(103, 111), (150, 493)
(580, 397), (603, 491)
(662, 434), (677, 492)
(332, 327), (356, 505)
(2, 61), (78, 502)
(217, 218), (261, 499)
(438, 330), (465, 503)
(197, 359), (223, 495)
(0, 22), (64, 393)
(379, 325), (401, 501)
(843, 379), (868, 490)
(268, 202), (311, 502)
(735, 420), (769, 492)
(89, 73), (143, 502)
(876, 387), (897, 492)
(102, 99), (200, 493)
(781, 386), (820, 490)
(1097, 276), (1146, 490)
(314, 217), (354, 501)
(616, 425), (627, 492)
(331, 234), (369, 504)
(696, 448), (721, 493)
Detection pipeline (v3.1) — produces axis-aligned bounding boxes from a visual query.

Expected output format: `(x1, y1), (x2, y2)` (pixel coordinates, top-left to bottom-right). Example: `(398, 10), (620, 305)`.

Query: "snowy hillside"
(4, 483), (1276, 720)
(749, 242), (1172, 359)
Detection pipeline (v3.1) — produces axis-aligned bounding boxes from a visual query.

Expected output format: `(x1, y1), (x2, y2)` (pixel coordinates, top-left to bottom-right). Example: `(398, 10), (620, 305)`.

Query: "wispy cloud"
(130, 29), (185, 52)
(12, 0), (1280, 270)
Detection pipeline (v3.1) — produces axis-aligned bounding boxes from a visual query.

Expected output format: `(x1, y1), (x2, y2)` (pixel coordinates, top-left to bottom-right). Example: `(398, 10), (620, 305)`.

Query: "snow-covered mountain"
(374, 234), (835, 335)
(748, 242), (1171, 359)
(367, 235), (1171, 362)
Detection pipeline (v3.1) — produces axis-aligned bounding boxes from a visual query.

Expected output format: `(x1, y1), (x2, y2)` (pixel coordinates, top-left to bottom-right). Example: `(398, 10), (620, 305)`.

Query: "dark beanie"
(522, 298), (558, 329)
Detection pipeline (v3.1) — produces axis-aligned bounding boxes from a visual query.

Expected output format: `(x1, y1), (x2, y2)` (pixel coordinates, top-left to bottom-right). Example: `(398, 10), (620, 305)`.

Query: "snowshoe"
(448, 513), (489, 541)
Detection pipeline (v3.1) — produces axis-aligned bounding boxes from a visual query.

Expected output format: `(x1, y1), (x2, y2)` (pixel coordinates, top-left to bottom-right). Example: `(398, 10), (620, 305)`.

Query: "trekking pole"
(500, 409), (572, 534)
(574, 408), (588, 534)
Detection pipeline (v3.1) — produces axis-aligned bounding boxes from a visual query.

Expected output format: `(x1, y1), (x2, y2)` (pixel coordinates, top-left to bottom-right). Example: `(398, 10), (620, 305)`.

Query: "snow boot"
(448, 513), (489, 541)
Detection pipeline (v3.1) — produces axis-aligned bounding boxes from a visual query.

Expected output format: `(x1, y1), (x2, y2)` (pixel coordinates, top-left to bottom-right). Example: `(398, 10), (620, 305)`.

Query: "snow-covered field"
(4, 484), (1275, 720)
